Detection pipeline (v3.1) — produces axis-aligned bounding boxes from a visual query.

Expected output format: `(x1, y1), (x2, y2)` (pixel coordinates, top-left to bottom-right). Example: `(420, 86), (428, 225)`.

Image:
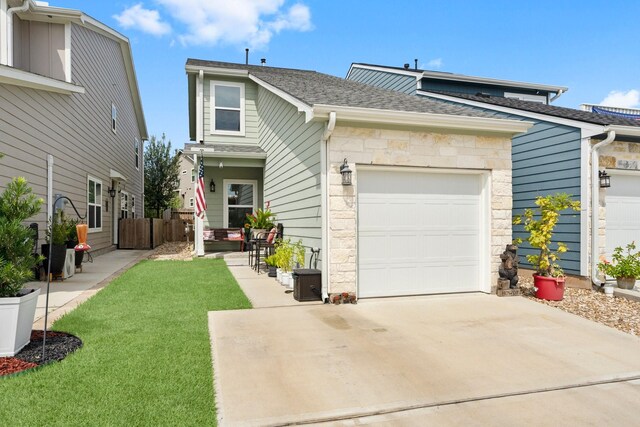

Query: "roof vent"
(414, 59), (418, 70)
(403, 63), (410, 70)
(245, 48), (249, 65)
(261, 58), (266, 66)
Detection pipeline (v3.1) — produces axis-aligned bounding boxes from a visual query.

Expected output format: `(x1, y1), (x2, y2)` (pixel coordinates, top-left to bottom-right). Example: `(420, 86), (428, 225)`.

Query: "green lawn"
(0, 258), (251, 426)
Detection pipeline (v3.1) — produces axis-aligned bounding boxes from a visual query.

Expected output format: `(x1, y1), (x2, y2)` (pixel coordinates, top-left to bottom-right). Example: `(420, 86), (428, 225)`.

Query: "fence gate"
(119, 218), (190, 249)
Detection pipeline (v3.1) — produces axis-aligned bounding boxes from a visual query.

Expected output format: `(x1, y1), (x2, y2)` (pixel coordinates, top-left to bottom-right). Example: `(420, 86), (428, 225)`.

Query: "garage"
(605, 172), (640, 261)
(357, 168), (488, 298)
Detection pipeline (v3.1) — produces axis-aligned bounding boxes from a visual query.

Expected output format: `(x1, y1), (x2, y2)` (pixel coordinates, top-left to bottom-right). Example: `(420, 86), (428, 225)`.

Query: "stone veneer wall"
(327, 125), (513, 296)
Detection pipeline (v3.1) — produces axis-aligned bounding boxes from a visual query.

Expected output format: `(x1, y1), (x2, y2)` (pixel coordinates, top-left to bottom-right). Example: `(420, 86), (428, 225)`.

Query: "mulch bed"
(0, 330), (82, 377)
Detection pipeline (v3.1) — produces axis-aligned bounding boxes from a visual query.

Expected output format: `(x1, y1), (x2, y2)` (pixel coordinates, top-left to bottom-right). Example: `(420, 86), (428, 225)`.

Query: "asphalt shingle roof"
(187, 59), (499, 120)
(427, 91), (640, 128)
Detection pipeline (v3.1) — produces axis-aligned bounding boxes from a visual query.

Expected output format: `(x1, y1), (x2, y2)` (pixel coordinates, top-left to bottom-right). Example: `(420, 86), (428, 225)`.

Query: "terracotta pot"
(534, 275), (565, 301)
(616, 277), (637, 290)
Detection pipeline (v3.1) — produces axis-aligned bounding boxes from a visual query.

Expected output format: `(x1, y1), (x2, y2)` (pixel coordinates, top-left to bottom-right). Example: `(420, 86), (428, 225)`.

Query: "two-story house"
(347, 63), (640, 287)
(185, 59), (533, 301)
(0, 0), (147, 255)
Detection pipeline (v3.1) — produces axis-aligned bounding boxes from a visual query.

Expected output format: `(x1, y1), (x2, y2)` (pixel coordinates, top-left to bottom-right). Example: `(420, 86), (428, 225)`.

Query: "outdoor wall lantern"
(210, 179), (216, 192)
(107, 187), (117, 198)
(599, 170), (611, 188)
(340, 158), (352, 186)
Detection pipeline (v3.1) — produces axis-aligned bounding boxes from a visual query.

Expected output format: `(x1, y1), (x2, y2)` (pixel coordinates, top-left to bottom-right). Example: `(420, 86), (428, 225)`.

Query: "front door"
(223, 180), (257, 227)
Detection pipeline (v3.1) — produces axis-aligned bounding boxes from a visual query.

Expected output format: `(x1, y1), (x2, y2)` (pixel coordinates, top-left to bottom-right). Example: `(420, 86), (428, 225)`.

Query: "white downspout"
(549, 89), (564, 103)
(320, 112), (336, 302)
(47, 154), (53, 233)
(591, 130), (616, 287)
(6, 0), (30, 67)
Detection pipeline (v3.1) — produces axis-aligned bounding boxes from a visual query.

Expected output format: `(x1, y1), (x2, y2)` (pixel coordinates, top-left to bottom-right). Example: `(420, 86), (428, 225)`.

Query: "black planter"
(41, 243), (67, 275)
(268, 266), (277, 277)
(66, 239), (78, 249)
(75, 250), (83, 268)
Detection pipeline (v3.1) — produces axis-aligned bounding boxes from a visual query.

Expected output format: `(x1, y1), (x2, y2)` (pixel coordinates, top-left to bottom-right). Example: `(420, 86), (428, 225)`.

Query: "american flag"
(195, 156), (207, 219)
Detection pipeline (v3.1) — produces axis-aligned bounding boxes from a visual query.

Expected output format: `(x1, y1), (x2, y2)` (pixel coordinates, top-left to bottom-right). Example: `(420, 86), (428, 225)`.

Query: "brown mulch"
(0, 330), (82, 377)
(519, 277), (640, 336)
(147, 242), (194, 261)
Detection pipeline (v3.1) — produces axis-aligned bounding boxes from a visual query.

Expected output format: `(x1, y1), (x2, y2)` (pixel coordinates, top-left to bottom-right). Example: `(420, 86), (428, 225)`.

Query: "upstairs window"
(210, 81), (245, 135)
(191, 168), (195, 183)
(134, 138), (139, 169)
(112, 103), (117, 133)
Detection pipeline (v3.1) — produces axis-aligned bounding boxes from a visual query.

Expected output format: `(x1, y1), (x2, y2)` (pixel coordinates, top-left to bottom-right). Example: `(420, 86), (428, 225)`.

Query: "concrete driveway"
(208, 294), (640, 426)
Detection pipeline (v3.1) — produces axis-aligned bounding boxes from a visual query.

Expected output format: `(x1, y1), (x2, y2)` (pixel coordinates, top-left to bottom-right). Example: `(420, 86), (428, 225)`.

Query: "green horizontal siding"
(257, 87), (324, 258)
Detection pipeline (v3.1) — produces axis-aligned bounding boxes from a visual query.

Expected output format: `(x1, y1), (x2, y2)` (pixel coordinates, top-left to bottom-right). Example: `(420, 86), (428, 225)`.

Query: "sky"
(50, 0), (640, 148)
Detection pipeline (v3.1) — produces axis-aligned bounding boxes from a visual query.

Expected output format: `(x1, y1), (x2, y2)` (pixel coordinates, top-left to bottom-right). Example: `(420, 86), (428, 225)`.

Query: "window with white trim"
(87, 177), (102, 231)
(134, 138), (139, 169)
(131, 195), (136, 218)
(189, 198), (194, 208)
(191, 168), (195, 183)
(120, 191), (129, 219)
(111, 103), (117, 133)
(210, 81), (245, 135)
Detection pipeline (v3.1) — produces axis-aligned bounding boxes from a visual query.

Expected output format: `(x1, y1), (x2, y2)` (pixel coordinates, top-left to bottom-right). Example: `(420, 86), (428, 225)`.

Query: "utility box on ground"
(292, 269), (322, 302)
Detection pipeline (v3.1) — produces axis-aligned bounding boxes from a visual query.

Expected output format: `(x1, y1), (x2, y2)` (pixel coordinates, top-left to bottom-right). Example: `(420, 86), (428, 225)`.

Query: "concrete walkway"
(27, 249), (151, 329)
(208, 292), (640, 426)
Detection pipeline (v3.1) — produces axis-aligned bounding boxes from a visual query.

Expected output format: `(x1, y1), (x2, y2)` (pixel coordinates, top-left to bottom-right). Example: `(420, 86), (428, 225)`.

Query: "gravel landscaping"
(520, 277), (640, 336)
(147, 241), (193, 261)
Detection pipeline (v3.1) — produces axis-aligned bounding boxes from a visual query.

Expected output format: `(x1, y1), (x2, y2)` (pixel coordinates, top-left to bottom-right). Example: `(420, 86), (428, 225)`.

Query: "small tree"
(144, 133), (180, 218)
(514, 193), (580, 277)
(0, 177), (44, 297)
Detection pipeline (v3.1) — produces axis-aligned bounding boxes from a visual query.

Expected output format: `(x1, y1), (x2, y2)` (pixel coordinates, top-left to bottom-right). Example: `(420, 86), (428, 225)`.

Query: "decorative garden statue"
(498, 244), (519, 290)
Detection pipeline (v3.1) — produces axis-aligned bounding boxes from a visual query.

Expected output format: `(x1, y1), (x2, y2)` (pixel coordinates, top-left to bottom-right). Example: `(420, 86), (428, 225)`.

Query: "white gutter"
(549, 89), (564, 103)
(591, 130), (616, 287)
(7, 0), (30, 67)
(608, 125), (640, 138)
(320, 111), (336, 302)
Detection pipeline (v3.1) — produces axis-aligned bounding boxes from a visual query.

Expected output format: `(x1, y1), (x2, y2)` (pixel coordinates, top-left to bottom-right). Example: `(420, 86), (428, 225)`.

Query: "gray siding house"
(185, 59), (532, 300)
(0, 1), (147, 255)
(347, 63), (640, 284)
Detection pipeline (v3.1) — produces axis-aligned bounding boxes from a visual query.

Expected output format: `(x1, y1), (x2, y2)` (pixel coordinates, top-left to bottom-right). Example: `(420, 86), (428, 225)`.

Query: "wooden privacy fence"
(119, 218), (194, 249)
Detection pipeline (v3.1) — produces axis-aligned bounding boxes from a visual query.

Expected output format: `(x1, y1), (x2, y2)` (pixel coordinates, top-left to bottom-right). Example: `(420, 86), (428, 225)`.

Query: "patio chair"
(253, 224), (283, 273)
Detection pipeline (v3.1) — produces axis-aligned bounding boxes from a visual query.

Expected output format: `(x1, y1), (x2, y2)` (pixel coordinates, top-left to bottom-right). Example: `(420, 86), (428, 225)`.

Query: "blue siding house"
(347, 63), (640, 283)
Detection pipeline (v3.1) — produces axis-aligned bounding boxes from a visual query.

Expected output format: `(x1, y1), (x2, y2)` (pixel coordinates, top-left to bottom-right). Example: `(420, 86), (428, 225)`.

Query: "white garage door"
(357, 168), (485, 298)
(605, 173), (640, 262)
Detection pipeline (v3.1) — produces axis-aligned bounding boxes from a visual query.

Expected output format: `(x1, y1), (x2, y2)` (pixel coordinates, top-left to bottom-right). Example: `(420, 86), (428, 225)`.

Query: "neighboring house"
(347, 63), (640, 283)
(185, 59), (531, 300)
(175, 149), (195, 209)
(0, 1), (147, 255)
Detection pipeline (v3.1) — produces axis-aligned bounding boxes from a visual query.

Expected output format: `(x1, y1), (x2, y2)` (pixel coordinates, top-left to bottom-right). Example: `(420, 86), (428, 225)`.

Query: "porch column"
(194, 152), (205, 256)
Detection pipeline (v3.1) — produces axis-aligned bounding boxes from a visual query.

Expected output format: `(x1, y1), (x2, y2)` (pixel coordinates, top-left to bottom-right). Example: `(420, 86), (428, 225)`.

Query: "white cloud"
(114, 4), (171, 37)
(425, 58), (443, 69)
(600, 89), (640, 108)
(156, 0), (312, 49)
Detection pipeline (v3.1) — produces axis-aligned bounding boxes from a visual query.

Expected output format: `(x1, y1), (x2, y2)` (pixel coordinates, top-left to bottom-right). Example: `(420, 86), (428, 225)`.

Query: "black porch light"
(107, 187), (117, 198)
(340, 158), (352, 186)
(599, 170), (611, 188)
(210, 179), (216, 192)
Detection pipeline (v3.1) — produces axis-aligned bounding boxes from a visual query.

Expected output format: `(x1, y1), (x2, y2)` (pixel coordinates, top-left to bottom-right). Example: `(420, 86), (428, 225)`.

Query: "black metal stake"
(42, 196), (86, 362)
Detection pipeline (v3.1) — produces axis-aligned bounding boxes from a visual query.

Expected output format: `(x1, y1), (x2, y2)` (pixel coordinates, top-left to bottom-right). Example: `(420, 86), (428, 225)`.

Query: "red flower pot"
(534, 275), (565, 301)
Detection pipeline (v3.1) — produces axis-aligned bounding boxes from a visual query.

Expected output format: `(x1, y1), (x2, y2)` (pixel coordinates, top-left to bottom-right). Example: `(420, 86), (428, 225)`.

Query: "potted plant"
(42, 210), (68, 277)
(0, 176), (44, 356)
(598, 242), (640, 290)
(514, 193), (580, 301)
(264, 254), (278, 278)
(274, 238), (293, 287)
(246, 208), (276, 238)
(293, 240), (306, 269)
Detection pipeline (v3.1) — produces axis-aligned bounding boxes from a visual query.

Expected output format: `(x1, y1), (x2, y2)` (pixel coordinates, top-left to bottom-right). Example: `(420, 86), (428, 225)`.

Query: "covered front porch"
(184, 144), (266, 255)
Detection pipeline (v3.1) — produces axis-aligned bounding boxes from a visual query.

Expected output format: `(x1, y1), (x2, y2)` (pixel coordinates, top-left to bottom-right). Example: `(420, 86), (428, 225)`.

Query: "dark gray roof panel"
(186, 59), (498, 119)
(430, 91), (640, 128)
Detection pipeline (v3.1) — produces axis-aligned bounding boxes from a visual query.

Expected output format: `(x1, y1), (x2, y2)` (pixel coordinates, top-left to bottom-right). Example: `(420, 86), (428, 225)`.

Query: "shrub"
(598, 242), (640, 279)
(0, 177), (44, 297)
